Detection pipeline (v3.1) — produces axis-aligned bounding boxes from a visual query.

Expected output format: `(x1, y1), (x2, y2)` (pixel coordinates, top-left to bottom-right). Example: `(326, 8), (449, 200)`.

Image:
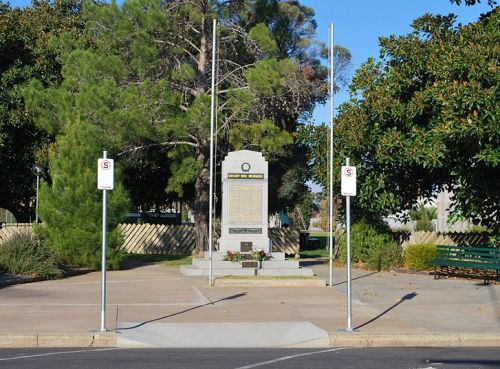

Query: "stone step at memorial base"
(192, 259), (299, 269)
(179, 264), (314, 277)
(181, 251), (315, 277)
(206, 251), (286, 261)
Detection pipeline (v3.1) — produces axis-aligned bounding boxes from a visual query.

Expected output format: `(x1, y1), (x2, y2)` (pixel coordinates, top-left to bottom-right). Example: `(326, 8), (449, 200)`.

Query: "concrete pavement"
(0, 262), (499, 348)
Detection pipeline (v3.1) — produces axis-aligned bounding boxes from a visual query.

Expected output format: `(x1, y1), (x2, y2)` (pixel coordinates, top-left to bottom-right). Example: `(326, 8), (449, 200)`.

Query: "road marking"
(0, 348), (121, 362)
(62, 278), (190, 286)
(0, 302), (201, 306)
(192, 286), (212, 305)
(233, 347), (353, 369)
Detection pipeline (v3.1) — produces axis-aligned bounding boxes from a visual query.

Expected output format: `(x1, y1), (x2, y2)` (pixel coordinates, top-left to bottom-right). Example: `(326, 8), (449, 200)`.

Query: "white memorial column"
(218, 150), (271, 254)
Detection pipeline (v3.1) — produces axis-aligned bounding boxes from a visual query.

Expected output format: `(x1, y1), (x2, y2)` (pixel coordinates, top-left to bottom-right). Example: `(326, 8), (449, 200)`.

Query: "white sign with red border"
(97, 158), (114, 190)
(341, 166), (356, 196)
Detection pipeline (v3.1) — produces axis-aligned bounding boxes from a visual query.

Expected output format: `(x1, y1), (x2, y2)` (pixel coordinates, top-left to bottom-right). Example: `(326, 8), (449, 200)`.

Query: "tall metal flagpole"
(208, 18), (217, 286)
(328, 22), (335, 287)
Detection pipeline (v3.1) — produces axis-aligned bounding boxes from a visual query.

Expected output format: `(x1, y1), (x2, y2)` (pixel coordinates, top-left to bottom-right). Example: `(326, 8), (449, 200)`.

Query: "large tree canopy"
(0, 0), (84, 221)
(305, 9), (499, 230)
(26, 0), (350, 253)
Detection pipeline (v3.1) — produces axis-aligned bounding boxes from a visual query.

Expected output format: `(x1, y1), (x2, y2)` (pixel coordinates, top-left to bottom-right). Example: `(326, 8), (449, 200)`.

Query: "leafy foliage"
(26, 0), (345, 255)
(305, 10), (499, 230)
(0, 1), (85, 220)
(410, 204), (437, 231)
(35, 120), (129, 269)
(0, 233), (61, 278)
(339, 222), (402, 271)
(404, 243), (437, 271)
(449, 0), (497, 6)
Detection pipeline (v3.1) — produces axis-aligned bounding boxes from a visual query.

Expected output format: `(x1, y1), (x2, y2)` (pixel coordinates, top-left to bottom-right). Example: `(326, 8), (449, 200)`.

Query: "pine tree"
(26, 0), (349, 255)
(37, 120), (129, 268)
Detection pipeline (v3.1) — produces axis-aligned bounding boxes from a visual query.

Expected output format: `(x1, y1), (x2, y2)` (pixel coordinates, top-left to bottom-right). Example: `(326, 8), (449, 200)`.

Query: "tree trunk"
(192, 150), (210, 256)
(191, 5), (211, 256)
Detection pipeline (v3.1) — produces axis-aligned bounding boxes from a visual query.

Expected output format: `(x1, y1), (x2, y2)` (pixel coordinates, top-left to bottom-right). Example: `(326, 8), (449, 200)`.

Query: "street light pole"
(208, 18), (217, 286)
(35, 174), (40, 223)
(328, 22), (335, 287)
(32, 164), (42, 224)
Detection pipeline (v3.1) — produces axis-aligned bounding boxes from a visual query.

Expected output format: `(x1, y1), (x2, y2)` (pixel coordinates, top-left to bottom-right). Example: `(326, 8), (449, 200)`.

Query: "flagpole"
(328, 22), (335, 287)
(208, 18), (217, 286)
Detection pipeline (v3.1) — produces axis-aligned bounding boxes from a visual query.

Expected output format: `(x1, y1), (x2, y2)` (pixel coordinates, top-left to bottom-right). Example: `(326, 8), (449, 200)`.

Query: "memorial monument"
(180, 150), (316, 279)
(218, 150), (271, 254)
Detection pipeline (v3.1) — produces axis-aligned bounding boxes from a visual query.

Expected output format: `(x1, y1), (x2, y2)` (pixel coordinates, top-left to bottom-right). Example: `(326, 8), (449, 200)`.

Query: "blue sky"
(299, 0), (492, 124)
(7, 0), (491, 122)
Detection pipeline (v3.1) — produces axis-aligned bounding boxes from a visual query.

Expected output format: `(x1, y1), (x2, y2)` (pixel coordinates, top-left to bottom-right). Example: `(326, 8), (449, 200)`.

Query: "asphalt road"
(0, 347), (499, 369)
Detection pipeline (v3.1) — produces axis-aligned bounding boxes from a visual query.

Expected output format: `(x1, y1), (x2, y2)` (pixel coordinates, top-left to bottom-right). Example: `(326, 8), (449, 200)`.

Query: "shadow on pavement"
(333, 271), (379, 286)
(424, 359), (500, 367)
(117, 292), (247, 331)
(354, 292), (417, 330)
(487, 284), (500, 329)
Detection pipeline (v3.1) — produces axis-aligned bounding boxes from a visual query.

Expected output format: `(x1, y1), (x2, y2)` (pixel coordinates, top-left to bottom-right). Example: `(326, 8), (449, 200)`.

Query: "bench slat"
(426, 244), (500, 274)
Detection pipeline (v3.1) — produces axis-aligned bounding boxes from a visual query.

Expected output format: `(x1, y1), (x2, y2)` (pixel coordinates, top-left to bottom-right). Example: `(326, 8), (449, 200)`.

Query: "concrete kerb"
(329, 333), (500, 348)
(0, 332), (117, 348)
(1, 332), (499, 348)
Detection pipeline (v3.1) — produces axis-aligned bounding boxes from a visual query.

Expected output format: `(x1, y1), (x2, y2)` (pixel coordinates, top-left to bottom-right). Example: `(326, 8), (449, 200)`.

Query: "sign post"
(97, 150), (114, 332)
(341, 158), (356, 332)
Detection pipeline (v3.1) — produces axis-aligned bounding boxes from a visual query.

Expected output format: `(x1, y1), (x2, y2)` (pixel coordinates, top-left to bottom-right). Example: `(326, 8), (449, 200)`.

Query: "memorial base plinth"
(180, 252), (314, 277)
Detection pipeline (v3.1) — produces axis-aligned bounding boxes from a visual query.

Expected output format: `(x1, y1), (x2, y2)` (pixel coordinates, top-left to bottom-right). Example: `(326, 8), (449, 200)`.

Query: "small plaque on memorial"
(240, 242), (253, 252)
(241, 260), (259, 268)
(229, 228), (262, 234)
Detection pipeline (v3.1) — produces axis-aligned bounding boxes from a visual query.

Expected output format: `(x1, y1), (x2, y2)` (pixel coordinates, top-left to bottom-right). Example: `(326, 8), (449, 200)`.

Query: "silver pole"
(100, 150), (108, 332)
(328, 22), (335, 287)
(208, 19), (217, 286)
(346, 157), (352, 332)
(35, 174), (40, 224)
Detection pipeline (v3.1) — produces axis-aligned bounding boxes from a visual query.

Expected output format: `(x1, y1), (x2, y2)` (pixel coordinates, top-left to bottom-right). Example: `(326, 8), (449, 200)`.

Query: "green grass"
(216, 275), (318, 280)
(161, 255), (192, 267)
(299, 231), (334, 259)
(307, 231), (330, 249)
(299, 248), (330, 259)
(124, 254), (192, 266)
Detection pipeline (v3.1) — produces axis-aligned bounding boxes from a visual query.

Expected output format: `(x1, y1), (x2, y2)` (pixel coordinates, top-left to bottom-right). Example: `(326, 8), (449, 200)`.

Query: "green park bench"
(426, 244), (500, 283)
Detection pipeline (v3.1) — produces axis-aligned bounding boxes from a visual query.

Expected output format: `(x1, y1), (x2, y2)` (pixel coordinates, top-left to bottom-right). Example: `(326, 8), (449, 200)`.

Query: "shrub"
(489, 235), (499, 248)
(0, 233), (61, 278)
(366, 240), (403, 271)
(415, 219), (434, 232)
(339, 222), (402, 271)
(404, 243), (437, 271)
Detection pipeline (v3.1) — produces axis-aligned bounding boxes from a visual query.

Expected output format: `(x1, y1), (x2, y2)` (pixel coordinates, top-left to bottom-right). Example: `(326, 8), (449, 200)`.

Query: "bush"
(415, 219), (434, 232)
(339, 222), (402, 271)
(366, 240), (403, 271)
(0, 233), (61, 278)
(404, 243), (437, 271)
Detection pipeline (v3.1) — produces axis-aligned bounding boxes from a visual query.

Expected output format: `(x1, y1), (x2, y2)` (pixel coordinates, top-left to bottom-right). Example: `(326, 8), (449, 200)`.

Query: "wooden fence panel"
(9, 224), (488, 256)
(0, 224), (32, 244)
(398, 231), (490, 249)
(118, 224), (196, 255)
(269, 228), (299, 255)
(117, 224), (300, 255)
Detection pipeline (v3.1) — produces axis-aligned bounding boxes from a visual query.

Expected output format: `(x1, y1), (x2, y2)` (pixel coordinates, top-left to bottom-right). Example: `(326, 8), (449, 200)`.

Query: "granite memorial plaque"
(240, 242), (253, 252)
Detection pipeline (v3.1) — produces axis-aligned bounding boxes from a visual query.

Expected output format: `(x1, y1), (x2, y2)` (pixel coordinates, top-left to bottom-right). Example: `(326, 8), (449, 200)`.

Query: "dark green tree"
(36, 119), (130, 268)
(449, 0), (497, 6)
(27, 0), (348, 254)
(306, 10), (499, 230)
(0, 0), (85, 221)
